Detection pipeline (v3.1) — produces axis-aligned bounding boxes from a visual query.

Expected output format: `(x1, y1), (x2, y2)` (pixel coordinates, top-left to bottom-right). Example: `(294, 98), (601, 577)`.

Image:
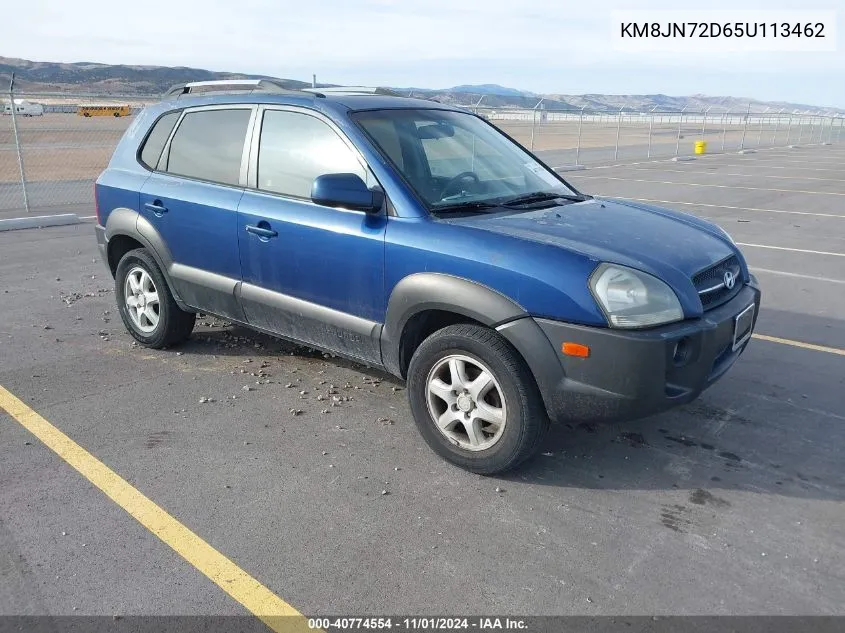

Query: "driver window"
(257, 110), (369, 198)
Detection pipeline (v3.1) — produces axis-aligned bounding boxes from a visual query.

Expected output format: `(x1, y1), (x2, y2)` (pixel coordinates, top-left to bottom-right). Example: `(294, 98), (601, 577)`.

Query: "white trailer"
(2, 100), (45, 116)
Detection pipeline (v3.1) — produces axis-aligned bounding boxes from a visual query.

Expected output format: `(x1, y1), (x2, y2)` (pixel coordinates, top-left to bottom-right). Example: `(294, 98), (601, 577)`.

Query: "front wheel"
(115, 248), (195, 348)
(407, 324), (549, 474)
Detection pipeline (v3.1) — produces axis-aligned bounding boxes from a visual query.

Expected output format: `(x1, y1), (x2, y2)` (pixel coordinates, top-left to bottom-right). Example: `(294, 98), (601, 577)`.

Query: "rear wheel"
(407, 324), (549, 474)
(115, 248), (195, 348)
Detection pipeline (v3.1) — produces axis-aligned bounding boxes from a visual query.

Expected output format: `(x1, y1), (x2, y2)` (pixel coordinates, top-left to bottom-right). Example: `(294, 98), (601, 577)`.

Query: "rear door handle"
(245, 224), (278, 239)
(144, 201), (168, 215)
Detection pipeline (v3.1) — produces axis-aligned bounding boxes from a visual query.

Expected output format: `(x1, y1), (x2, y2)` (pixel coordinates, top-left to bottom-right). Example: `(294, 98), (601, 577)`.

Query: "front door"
(139, 106), (254, 319)
(237, 107), (386, 364)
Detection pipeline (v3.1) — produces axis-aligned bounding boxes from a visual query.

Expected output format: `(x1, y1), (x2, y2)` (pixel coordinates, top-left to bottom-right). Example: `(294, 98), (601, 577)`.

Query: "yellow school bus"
(78, 104), (132, 118)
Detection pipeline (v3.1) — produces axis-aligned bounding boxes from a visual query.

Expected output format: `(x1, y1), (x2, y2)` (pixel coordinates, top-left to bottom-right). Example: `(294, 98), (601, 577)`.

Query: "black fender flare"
(381, 273), (566, 415)
(104, 208), (189, 310)
(380, 273), (528, 375)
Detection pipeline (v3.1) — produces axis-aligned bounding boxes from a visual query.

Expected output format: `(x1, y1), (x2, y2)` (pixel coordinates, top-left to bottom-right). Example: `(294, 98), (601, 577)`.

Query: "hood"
(440, 197), (736, 282)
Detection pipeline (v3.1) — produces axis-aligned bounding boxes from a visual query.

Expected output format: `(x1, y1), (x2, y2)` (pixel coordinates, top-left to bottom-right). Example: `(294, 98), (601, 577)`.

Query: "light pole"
(647, 105), (658, 158)
(530, 98), (544, 151)
(797, 110), (810, 144)
(771, 108), (785, 145)
(614, 104), (625, 160)
(7, 72), (29, 213)
(739, 102), (752, 150)
(756, 106), (769, 146)
(576, 106), (586, 165)
(700, 105), (713, 139)
(786, 111), (795, 145)
(675, 105), (687, 156)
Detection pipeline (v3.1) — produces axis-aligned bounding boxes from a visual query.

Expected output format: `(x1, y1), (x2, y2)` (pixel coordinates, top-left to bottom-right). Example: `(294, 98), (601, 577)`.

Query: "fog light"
(673, 337), (692, 366)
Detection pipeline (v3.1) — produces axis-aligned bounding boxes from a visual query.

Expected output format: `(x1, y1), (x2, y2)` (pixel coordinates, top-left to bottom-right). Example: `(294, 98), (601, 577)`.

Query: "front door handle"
(245, 224), (278, 239)
(144, 201), (168, 215)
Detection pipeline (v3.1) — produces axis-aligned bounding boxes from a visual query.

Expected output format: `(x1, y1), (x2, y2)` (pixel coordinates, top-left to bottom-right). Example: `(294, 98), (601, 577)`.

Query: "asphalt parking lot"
(1, 145), (844, 626)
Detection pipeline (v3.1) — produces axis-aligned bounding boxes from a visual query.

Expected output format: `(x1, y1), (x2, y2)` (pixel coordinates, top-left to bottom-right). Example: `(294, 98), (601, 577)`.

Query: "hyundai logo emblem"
(723, 270), (736, 290)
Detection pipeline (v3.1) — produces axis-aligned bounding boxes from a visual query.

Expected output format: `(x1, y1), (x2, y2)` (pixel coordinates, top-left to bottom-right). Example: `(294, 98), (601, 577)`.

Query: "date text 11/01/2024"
(619, 22), (826, 38)
(307, 617), (528, 630)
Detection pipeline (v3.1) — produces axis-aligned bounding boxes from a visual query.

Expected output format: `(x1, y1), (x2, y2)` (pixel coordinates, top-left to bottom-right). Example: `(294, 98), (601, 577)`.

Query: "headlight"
(589, 263), (684, 328)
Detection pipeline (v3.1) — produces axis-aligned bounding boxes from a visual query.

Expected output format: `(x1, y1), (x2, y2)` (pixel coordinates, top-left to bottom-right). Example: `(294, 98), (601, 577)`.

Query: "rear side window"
(257, 110), (366, 198)
(165, 109), (251, 186)
(139, 111), (181, 170)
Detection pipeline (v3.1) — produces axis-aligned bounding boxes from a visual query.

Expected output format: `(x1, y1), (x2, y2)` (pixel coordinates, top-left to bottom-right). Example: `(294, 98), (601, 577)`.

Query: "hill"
(1, 56), (841, 115)
(0, 56), (329, 95)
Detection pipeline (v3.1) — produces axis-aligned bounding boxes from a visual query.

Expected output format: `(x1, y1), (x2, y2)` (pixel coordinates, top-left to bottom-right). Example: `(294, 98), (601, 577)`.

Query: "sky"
(7, 0), (844, 108)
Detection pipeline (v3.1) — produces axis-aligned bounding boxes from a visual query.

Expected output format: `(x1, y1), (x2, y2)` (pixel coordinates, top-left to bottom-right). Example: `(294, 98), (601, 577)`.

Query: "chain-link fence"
(2, 88), (843, 217)
(483, 106), (844, 168)
(1, 92), (153, 217)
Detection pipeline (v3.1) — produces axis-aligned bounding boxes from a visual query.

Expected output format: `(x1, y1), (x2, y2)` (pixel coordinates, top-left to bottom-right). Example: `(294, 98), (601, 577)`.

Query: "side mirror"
(311, 173), (384, 214)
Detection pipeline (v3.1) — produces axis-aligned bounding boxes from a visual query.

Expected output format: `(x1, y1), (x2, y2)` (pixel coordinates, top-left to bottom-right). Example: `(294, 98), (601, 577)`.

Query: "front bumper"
(500, 281), (761, 424)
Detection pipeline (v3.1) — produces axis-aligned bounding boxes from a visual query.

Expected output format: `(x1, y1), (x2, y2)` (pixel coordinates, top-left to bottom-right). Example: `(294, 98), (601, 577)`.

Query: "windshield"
(352, 109), (581, 213)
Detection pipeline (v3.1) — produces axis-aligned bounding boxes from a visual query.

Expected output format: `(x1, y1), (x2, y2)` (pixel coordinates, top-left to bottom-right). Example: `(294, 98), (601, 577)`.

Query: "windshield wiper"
(500, 191), (591, 207)
(432, 191), (591, 214)
(432, 200), (500, 214)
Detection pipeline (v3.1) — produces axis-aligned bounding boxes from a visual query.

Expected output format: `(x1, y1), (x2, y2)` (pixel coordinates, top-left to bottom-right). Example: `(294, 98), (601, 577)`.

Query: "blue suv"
(95, 80), (761, 474)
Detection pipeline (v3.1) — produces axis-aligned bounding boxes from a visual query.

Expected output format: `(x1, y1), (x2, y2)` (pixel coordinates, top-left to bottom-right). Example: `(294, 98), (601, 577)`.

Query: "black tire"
(407, 324), (549, 475)
(115, 248), (195, 349)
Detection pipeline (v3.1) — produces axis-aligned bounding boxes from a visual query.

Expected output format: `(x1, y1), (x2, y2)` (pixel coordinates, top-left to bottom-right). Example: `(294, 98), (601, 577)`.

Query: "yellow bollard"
(694, 140), (707, 155)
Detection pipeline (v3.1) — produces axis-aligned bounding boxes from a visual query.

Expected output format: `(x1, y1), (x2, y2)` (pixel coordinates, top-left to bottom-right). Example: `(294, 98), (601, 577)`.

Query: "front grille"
(693, 255), (742, 310)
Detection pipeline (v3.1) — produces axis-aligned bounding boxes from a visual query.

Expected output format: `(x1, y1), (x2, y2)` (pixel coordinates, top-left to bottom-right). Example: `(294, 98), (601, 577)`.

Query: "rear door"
(139, 105), (255, 319)
(236, 106), (386, 364)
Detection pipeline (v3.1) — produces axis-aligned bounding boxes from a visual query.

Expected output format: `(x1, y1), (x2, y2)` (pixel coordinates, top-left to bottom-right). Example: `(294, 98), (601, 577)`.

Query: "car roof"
(148, 92), (465, 115)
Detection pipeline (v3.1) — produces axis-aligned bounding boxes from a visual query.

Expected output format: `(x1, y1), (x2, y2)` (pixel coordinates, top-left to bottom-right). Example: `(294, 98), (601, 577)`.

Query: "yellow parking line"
(752, 334), (845, 357)
(0, 384), (310, 633)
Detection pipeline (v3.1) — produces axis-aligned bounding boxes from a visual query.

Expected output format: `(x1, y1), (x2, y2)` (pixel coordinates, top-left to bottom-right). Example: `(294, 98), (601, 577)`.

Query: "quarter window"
(139, 110), (181, 170)
(257, 110), (366, 199)
(165, 109), (251, 186)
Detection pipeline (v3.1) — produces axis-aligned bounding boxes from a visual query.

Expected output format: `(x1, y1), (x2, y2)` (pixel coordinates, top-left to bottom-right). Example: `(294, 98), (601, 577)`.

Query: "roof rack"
(163, 79), (322, 98)
(161, 80), (404, 101)
(303, 86), (374, 95)
(302, 86), (396, 96)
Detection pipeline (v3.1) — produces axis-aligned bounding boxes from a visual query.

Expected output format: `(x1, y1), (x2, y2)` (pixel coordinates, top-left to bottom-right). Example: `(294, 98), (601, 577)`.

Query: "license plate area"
(732, 303), (755, 351)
